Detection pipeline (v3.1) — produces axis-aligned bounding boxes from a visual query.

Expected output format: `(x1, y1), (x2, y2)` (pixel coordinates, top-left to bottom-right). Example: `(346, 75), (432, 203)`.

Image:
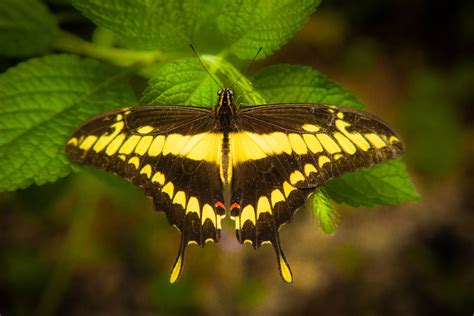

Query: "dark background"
(1, 0), (473, 315)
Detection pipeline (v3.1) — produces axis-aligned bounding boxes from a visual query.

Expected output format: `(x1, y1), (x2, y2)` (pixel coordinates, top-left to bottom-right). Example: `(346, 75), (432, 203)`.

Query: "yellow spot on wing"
(290, 170), (305, 185)
(302, 124), (320, 132)
(92, 121), (124, 152)
(271, 189), (285, 207)
(283, 181), (296, 198)
(162, 182), (174, 198)
(186, 196), (200, 215)
(148, 135), (165, 156)
(241, 205), (256, 225)
(303, 134), (323, 153)
(135, 135), (153, 155)
(216, 214), (223, 230)
(201, 203), (215, 225)
(334, 153), (343, 160)
(257, 196), (272, 218)
(119, 135), (141, 154)
(333, 132), (356, 154)
(234, 215), (241, 230)
(203, 204), (214, 223)
(389, 136), (400, 144)
(304, 163), (317, 176)
(67, 138), (78, 146)
(180, 134), (206, 155)
(173, 191), (187, 209)
(318, 155), (331, 167)
(128, 156), (140, 169)
(140, 164), (152, 178)
(231, 131), (307, 164)
(288, 133), (308, 155)
(163, 134), (189, 155)
(231, 132), (267, 163)
(246, 133), (273, 154)
(268, 132), (292, 154)
(93, 136), (113, 152)
(79, 135), (98, 150)
(317, 134), (341, 154)
(261, 133), (284, 154)
(105, 133), (126, 156)
(337, 112), (344, 119)
(335, 120), (371, 151)
(151, 172), (165, 185)
(186, 133), (220, 163)
(173, 135), (192, 155)
(137, 125), (154, 134)
(364, 133), (386, 148)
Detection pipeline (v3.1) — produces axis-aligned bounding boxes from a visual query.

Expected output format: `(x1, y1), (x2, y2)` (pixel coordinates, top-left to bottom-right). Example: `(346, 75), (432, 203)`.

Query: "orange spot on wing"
(215, 201), (226, 209)
(230, 202), (240, 210)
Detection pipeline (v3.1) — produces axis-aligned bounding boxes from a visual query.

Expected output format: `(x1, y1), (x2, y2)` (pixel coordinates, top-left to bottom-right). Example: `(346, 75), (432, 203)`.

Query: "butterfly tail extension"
(273, 236), (293, 284)
(169, 234), (187, 284)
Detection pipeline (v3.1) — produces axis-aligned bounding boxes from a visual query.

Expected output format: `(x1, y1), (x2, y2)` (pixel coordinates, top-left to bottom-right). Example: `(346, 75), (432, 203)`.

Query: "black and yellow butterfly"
(65, 88), (404, 283)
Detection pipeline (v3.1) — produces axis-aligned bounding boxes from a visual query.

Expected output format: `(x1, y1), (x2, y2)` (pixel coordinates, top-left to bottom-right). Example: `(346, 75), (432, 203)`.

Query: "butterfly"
(65, 87), (404, 283)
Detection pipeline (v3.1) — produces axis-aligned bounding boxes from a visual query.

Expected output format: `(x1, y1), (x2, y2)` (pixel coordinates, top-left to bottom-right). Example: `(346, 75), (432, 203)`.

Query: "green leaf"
(0, 0), (59, 57)
(0, 55), (135, 192)
(323, 159), (420, 207)
(202, 55), (266, 105)
(70, 0), (200, 51)
(140, 56), (267, 107)
(218, 0), (320, 60)
(252, 64), (365, 109)
(310, 189), (339, 235)
(140, 58), (220, 106)
(253, 64), (418, 206)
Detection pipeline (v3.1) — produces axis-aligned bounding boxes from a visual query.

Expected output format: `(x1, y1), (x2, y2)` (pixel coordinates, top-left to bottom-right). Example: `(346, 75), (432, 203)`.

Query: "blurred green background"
(1, 0), (473, 315)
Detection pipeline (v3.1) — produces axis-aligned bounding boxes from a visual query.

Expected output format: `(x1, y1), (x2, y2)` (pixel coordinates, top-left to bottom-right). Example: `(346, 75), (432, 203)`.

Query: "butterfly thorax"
(215, 88), (237, 132)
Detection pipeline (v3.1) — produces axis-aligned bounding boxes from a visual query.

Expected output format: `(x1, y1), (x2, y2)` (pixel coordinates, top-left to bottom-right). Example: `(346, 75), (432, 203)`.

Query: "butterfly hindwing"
(65, 105), (224, 282)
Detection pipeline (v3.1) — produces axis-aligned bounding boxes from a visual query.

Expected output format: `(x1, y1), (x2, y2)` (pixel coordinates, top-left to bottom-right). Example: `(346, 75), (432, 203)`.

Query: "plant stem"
(53, 31), (176, 67)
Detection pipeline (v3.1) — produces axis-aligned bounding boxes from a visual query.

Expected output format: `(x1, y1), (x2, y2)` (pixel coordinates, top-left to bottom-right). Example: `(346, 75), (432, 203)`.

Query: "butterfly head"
(216, 88), (236, 115)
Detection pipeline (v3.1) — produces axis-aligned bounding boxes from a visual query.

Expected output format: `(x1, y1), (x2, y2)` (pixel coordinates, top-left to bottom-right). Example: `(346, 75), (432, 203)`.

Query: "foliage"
(0, 55), (135, 191)
(0, 0), (418, 233)
(0, 0), (59, 57)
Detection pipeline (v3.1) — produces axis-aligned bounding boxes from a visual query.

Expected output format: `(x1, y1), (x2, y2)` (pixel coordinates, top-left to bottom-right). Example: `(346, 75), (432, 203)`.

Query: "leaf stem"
(53, 31), (176, 67)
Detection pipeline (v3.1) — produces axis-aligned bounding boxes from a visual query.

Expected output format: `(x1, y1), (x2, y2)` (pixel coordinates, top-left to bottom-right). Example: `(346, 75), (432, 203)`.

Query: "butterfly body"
(65, 88), (404, 283)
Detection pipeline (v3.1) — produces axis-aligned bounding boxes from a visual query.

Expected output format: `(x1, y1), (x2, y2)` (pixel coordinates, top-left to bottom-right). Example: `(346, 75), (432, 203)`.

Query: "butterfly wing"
(65, 105), (224, 282)
(231, 104), (405, 282)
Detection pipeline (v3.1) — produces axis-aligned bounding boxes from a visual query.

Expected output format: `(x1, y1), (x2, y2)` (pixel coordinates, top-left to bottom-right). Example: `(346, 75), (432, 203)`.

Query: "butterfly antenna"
(190, 44), (223, 89)
(229, 47), (263, 89)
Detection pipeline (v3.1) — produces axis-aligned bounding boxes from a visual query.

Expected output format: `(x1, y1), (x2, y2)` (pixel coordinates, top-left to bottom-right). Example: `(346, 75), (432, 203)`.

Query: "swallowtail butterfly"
(66, 88), (404, 283)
